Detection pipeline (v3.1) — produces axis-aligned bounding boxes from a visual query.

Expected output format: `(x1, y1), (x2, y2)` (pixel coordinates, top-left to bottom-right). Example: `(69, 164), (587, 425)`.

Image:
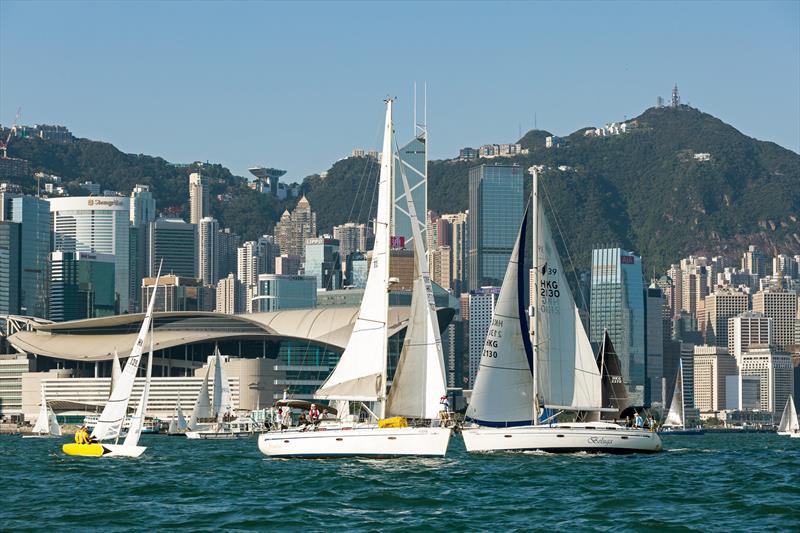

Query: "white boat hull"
(22, 434), (59, 439)
(790, 433), (800, 439)
(462, 423), (662, 454)
(258, 426), (451, 458)
(185, 430), (254, 440)
(101, 444), (147, 458)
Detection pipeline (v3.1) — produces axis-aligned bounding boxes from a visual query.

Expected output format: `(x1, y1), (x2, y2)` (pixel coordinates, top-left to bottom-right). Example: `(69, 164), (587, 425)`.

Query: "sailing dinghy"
(24, 384), (61, 438)
(461, 169), (662, 454)
(62, 265), (162, 458)
(167, 393), (189, 436)
(658, 359), (703, 435)
(777, 394), (799, 437)
(258, 99), (451, 458)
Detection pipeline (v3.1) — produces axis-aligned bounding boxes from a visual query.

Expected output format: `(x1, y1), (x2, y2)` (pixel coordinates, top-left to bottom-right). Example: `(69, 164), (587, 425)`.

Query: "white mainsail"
(123, 321), (154, 447)
(385, 152), (447, 420)
(315, 100), (392, 404)
(188, 365), (212, 430)
(534, 189), (601, 411)
(466, 211), (535, 426)
(31, 384), (60, 436)
(663, 360), (685, 428)
(213, 347), (234, 422)
(109, 348), (121, 398)
(92, 264), (162, 442)
(777, 395), (799, 434)
(169, 394), (188, 433)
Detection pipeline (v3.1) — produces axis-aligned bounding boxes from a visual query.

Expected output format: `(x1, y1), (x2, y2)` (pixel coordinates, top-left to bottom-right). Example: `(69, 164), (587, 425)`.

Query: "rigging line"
(354, 120), (384, 225)
(540, 176), (589, 311)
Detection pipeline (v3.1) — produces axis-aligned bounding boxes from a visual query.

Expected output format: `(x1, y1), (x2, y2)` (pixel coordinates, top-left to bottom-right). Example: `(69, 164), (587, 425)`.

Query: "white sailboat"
(777, 394), (799, 437)
(659, 359), (703, 435)
(24, 384), (61, 438)
(462, 169), (662, 454)
(186, 346), (252, 439)
(63, 264), (162, 457)
(258, 98), (451, 458)
(167, 393), (188, 435)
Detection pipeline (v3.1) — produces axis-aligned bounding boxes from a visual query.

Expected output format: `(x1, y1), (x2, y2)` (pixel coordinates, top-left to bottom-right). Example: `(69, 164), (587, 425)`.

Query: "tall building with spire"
(274, 196), (317, 260)
(189, 172), (209, 225)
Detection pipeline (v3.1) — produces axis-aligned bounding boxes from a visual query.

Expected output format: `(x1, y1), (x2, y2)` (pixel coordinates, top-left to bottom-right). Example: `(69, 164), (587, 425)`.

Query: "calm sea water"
(1, 432), (798, 531)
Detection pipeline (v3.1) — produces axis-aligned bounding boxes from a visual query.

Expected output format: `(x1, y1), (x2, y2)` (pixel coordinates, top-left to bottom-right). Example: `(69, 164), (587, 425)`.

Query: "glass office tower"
(590, 247), (646, 406)
(468, 164), (525, 289)
(7, 196), (52, 318)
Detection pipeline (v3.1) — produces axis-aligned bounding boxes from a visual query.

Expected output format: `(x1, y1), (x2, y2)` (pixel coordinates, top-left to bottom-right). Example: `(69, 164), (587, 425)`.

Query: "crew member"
(309, 404), (320, 426)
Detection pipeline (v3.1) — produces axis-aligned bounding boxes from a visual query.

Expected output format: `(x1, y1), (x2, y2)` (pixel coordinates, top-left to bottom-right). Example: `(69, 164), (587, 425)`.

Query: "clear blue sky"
(1, 1), (798, 182)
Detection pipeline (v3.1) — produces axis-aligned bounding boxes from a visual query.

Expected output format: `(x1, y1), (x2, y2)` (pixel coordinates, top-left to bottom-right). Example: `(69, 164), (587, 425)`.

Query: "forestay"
(315, 100), (393, 402)
(385, 152), (447, 420)
(534, 196), (601, 411)
(92, 265), (162, 442)
(466, 211), (535, 426)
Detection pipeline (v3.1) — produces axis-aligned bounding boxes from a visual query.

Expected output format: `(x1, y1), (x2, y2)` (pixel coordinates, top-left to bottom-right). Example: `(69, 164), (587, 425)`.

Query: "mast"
(679, 358), (685, 428)
(530, 167), (539, 423)
(379, 98), (394, 420)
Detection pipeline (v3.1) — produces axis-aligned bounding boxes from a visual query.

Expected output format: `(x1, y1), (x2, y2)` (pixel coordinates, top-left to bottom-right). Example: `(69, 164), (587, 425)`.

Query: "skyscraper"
(468, 164), (524, 289)
(393, 133), (427, 250)
(441, 212), (468, 294)
(645, 286), (665, 406)
(728, 311), (773, 364)
(430, 245), (452, 291)
(0, 221), (21, 314)
(467, 287), (500, 388)
(692, 345), (737, 413)
(275, 196), (317, 260)
(217, 228), (241, 279)
(333, 222), (368, 260)
(304, 237), (342, 291)
(739, 345), (793, 417)
(50, 196), (130, 313)
(752, 288), (797, 350)
(49, 251), (117, 321)
(742, 245), (768, 277)
(148, 218), (197, 278)
(215, 273), (245, 314)
(590, 247), (646, 406)
(198, 217), (220, 287)
(702, 288), (749, 347)
(189, 172), (209, 225)
(129, 184), (156, 312)
(253, 274), (317, 312)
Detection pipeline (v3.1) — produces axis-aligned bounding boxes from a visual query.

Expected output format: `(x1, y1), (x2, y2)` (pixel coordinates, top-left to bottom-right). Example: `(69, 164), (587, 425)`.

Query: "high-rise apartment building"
(742, 245), (768, 277)
(590, 248), (646, 405)
(667, 264), (683, 318)
(141, 275), (213, 312)
(430, 245), (452, 291)
(49, 251), (117, 321)
(739, 345), (793, 417)
(275, 254), (301, 276)
(468, 164), (524, 289)
(702, 288), (749, 347)
(692, 345), (737, 413)
(441, 212), (468, 294)
(728, 311), (773, 363)
(198, 217), (219, 287)
(217, 228), (240, 279)
(148, 218), (197, 278)
(467, 287), (500, 388)
(275, 196), (317, 260)
(215, 273), (245, 314)
(50, 196), (130, 313)
(129, 184), (156, 312)
(0, 221), (22, 314)
(773, 254), (798, 280)
(333, 222), (368, 261)
(752, 288), (797, 350)
(189, 172), (209, 225)
(304, 237), (342, 291)
(680, 256), (709, 319)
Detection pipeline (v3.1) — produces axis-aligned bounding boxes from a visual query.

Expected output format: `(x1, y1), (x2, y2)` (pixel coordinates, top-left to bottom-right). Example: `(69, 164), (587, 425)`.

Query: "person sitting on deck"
(634, 412), (644, 429)
(298, 413), (309, 431)
(308, 404), (321, 427)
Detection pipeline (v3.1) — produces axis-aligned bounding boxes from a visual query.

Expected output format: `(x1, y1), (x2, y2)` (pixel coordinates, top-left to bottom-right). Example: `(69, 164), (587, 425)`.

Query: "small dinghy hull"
(62, 443), (146, 458)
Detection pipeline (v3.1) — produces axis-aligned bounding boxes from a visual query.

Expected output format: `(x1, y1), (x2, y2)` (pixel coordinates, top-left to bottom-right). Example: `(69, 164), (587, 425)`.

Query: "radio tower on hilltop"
(671, 83), (680, 107)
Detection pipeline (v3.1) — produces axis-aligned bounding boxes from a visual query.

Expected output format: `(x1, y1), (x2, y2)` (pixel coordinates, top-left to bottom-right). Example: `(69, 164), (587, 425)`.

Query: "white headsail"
(385, 146), (447, 420)
(48, 404), (61, 437)
(777, 394), (799, 434)
(466, 211), (535, 426)
(188, 365), (212, 430)
(109, 348), (122, 398)
(663, 360), (685, 428)
(31, 384), (53, 435)
(213, 347), (234, 422)
(315, 100), (393, 403)
(123, 319), (154, 447)
(92, 264), (162, 441)
(534, 190), (601, 411)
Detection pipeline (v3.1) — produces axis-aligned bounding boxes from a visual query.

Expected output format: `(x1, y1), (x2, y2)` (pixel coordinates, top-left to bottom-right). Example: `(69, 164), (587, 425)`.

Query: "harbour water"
(1, 433), (798, 531)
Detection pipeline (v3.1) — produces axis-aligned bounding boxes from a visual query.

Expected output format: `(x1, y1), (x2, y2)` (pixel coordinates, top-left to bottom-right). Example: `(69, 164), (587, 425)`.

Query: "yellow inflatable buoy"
(62, 443), (107, 457)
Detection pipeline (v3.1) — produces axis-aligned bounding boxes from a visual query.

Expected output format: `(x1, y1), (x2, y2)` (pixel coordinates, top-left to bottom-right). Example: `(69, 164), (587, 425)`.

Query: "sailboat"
(659, 359), (704, 435)
(24, 384), (61, 438)
(186, 346), (252, 439)
(167, 393), (189, 436)
(461, 168), (662, 454)
(777, 394), (799, 437)
(258, 98), (451, 458)
(62, 264), (162, 457)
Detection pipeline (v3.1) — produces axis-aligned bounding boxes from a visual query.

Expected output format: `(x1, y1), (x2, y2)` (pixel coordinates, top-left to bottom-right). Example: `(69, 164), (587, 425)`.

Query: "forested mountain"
(7, 104), (799, 273)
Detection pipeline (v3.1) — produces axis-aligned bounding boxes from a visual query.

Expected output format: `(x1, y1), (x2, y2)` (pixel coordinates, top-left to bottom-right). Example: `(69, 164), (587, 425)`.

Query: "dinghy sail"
(663, 359), (685, 429)
(29, 384), (61, 437)
(777, 395), (799, 436)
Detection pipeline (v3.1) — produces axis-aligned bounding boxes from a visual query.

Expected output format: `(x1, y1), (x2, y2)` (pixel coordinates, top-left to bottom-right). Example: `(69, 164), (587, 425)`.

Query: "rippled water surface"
(1, 433), (798, 531)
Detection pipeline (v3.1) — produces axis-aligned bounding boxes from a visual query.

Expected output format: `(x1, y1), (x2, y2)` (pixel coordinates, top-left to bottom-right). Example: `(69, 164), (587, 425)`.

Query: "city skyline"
(1, 1), (798, 181)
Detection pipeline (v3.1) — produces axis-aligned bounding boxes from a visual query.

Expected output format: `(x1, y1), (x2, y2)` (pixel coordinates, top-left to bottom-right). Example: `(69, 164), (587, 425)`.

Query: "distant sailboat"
(461, 168), (662, 454)
(167, 394), (188, 435)
(24, 384), (61, 438)
(186, 347), (249, 439)
(62, 263), (162, 457)
(777, 395), (799, 437)
(187, 364), (213, 431)
(659, 359), (703, 435)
